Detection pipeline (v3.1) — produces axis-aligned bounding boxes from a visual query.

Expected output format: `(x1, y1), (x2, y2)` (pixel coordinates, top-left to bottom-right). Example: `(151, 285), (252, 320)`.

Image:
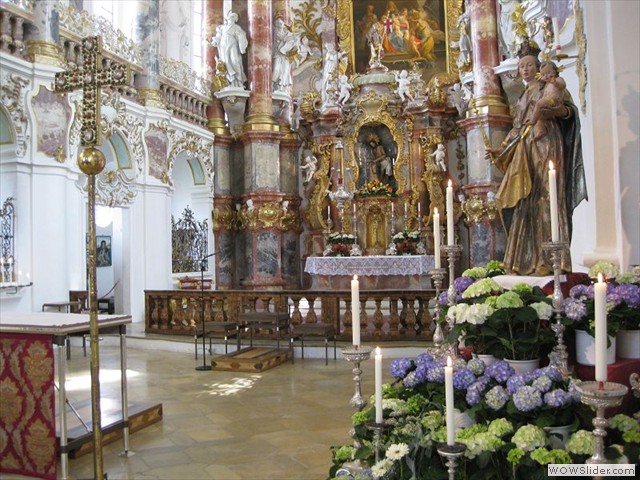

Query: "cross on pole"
(52, 36), (130, 480)
(53, 36), (129, 146)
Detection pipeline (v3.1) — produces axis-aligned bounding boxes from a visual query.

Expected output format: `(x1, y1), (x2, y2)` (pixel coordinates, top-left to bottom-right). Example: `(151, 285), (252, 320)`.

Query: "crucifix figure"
(52, 35), (130, 480)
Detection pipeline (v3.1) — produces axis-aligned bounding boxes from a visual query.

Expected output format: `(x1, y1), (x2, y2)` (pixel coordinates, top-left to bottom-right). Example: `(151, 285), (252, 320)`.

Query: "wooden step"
(211, 347), (292, 372)
(60, 402), (163, 459)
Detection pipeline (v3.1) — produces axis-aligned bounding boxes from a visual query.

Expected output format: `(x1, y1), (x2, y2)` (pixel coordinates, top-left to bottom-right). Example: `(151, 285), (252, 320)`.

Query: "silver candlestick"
(429, 268), (446, 353)
(366, 420), (390, 464)
(575, 381), (628, 466)
(342, 346), (373, 411)
(543, 241), (571, 378)
(442, 245), (462, 358)
(437, 443), (466, 480)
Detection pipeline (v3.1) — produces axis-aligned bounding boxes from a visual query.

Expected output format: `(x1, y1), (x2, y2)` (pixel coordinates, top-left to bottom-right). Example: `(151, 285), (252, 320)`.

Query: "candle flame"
(446, 356), (452, 367)
(549, 161), (555, 171)
(597, 272), (604, 283)
(448, 179), (452, 188)
(434, 207), (439, 215)
(353, 274), (358, 281)
(376, 346), (381, 355)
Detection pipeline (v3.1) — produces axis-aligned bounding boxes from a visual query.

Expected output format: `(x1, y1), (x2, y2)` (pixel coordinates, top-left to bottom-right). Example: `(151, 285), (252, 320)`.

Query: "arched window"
(87, 0), (137, 39)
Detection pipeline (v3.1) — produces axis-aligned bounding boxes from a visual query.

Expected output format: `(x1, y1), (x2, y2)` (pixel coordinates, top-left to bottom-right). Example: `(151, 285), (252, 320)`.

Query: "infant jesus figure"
(530, 60), (566, 140)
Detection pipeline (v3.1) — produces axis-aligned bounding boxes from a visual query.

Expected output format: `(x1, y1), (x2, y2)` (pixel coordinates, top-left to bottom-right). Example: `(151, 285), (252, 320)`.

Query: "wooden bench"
(193, 321), (240, 359)
(238, 312), (290, 351)
(291, 323), (337, 365)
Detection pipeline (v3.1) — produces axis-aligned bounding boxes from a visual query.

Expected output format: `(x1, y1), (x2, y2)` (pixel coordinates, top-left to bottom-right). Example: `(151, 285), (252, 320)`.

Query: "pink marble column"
(469, 0), (504, 102)
(205, 0), (229, 136)
(245, 0), (275, 127)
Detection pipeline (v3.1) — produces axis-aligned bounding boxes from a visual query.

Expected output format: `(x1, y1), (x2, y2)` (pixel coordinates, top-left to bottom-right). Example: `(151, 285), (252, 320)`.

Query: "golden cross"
(53, 36), (129, 147)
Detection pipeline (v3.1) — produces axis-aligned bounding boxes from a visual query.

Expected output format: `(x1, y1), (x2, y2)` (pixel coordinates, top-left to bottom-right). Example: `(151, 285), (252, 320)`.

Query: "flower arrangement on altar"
(562, 262), (640, 335)
(390, 230), (423, 256)
(328, 355), (639, 480)
(439, 264), (556, 361)
(355, 179), (396, 197)
(324, 232), (356, 257)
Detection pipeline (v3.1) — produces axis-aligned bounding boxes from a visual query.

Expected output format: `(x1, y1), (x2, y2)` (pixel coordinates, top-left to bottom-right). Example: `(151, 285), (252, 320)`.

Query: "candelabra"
(342, 346), (373, 411)
(329, 182), (353, 232)
(442, 244), (462, 357)
(429, 267), (447, 353)
(543, 241), (571, 377)
(366, 420), (390, 463)
(437, 443), (466, 480)
(575, 381), (628, 465)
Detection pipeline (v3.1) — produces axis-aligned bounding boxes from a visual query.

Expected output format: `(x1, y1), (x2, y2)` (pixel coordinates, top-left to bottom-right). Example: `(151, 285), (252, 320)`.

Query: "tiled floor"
(44, 327), (425, 480)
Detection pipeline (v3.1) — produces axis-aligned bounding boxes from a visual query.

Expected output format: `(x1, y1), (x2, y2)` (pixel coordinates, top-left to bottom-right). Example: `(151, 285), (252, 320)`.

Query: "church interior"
(0, 0), (639, 479)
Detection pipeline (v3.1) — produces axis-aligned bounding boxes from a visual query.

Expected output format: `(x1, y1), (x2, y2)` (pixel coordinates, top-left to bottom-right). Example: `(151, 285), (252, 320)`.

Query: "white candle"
(594, 273), (608, 383)
(446, 180), (454, 245)
(548, 161), (559, 242)
(353, 203), (356, 219)
(417, 203), (422, 230)
(391, 202), (394, 218)
(404, 202), (408, 218)
(375, 346), (383, 424)
(552, 17), (561, 50)
(351, 275), (360, 347)
(433, 208), (441, 269)
(327, 205), (331, 221)
(445, 356), (455, 446)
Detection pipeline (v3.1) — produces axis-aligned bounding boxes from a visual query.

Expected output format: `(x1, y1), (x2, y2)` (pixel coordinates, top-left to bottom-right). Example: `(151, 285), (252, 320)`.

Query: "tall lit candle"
(548, 161), (559, 242)
(552, 17), (561, 51)
(375, 346), (383, 423)
(445, 356), (455, 446)
(594, 273), (608, 383)
(446, 180), (454, 245)
(433, 208), (441, 269)
(327, 205), (331, 221)
(417, 203), (422, 231)
(351, 275), (360, 347)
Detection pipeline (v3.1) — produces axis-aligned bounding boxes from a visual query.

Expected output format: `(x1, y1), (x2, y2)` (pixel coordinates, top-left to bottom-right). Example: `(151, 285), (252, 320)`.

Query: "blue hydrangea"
(513, 385), (543, 412)
(467, 357), (485, 376)
(523, 370), (540, 383)
(568, 379), (582, 402)
(475, 375), (491, 390)
(562, 298), (587, 320)
(506, 374), (526, 394)
(485, 386), (509, 411)
(466, 384), (482, 405)
(414, 353), (434, 366)
(455, 276), (475, 294)
(532, 375), (553, 393)
(453, 367), (476, 390)
(485, 360), (515, 383)
(439, 291), (449, 305)
(539, 366), (563, 382)
(390, 358), (413, 379)
(413, 363), (430, 384)
(544, 388), (573, 408)
(616, 284), (640, 307)
(426, 365), (445, 383)
(403, 371), (420, 388)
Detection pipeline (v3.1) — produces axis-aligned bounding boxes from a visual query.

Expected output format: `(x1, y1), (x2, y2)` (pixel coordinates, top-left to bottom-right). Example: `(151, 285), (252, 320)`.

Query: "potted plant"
(323, 232), (356, 257)
(391, 230), (421, 256)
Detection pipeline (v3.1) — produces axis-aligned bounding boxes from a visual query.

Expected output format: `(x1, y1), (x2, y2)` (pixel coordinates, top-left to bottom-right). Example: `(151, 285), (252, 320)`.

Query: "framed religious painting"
(337, 0), (463, 77)
(96, 235), (112, 268)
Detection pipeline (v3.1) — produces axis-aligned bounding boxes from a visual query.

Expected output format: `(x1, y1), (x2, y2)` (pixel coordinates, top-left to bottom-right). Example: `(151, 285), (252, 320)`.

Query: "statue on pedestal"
(211, 12), (248, 89)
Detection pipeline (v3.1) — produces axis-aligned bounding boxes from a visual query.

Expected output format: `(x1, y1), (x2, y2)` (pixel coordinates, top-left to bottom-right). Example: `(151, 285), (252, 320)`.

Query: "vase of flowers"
(324, 232), (356, 257)
(443, 267), (556, 361)
(391, 230), (421, 256)
(354, 179), (396, 198)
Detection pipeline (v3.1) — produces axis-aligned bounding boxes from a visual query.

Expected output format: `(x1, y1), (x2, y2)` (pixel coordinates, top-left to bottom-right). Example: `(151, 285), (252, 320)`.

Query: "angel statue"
(337, 74), (353, 105)
(430, 143), (447, 171)
(394, 70), (415, 102)
(300, 154), (318, 185)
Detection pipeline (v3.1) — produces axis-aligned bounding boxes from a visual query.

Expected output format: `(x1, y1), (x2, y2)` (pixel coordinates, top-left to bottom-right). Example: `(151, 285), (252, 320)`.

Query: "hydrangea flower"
(390, 357), (413, 379)
(616, 271), (640, 285)
(615, 283), (640, 307)
(530, 448), (573, 465)
(530, 301), (553, 320)
(513, 386), (543, 412)
(462, 278), (504, 299)
(462, 303), (495, 325)
(588, 260), (619, 279)
(465, 384), (482, 406)
(414, 352), (434, 366)
(420, 410), (443, 431)
(467, 357), (485, 376)
(495, 291), (525, 309)
(485, 385), (509, 411)
(385, 443), (409, 460)
(544, 388), (573, 408)
(485, 360), (515, 383)
(453, 367), (476, 390)
(462, 266), (487, 279)
(608, 414), (640, 433)
(455, 276), (475, 294)
(333, 445), (356, 462)
(488, 418), (514, 437)
(425, 364), (445, 383)
(562, 297), (587, 320)
(511, 424), (547, 452)
(511, 283), (533, 295)
(506, 373), (526, 394)
(531, 375), (552, 393)
(566, 430), (596, 455)
(539, 366), (563, 382)
(569, 284), (590, 299)
(507, 448), (524, 465)
(461, 431), (505, 459)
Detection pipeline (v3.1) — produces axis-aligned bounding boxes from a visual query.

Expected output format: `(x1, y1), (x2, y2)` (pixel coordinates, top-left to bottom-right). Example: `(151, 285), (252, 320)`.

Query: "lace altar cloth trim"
(304, 255), (435, 276)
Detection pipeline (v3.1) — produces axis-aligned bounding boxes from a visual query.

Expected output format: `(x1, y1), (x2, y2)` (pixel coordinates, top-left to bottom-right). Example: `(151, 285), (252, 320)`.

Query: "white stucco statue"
(246, 199), (254, 211)
(498, 0), (520, 58)
(300, 154), (318, 184)
(272, 17), (298, 92)
(394, 70), (415, 102)
(431, 144), (447, 172)
(320, 43), (346, 107)
(337, 74), (353, 105)
(211, 11), (248, 88)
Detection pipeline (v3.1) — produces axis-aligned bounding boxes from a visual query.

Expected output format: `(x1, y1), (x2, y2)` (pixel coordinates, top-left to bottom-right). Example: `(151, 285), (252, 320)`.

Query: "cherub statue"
(246, 198), (255, 211)
(530, 60), (566, 140)
(300, 154), (318, 185)
(394, 70), (414, 102)
(448, 82), (473, 116)
(430, 143), (447, 171)
(337, 74), (353, 105)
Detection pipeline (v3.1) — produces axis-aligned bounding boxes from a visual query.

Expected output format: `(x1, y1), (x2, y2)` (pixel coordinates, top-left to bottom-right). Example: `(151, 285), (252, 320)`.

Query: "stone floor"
(4, 324), (429, 480)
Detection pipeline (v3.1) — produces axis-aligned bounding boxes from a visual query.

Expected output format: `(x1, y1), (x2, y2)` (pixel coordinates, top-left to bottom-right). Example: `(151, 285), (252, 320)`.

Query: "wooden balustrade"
(145, 289), (436, 342)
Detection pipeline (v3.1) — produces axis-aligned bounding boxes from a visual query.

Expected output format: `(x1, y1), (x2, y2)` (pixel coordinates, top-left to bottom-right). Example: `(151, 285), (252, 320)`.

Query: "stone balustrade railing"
(0, 1), (211, 127)
(145, 289), (436, 342)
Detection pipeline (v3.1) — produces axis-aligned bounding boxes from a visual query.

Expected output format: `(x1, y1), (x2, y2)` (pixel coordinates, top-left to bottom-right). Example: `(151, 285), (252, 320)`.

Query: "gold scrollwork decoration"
(419, 133), (446, 225)
(306, 142), (333, 231)
(213, 205), (236, 231)
(257, 202), (280, 229)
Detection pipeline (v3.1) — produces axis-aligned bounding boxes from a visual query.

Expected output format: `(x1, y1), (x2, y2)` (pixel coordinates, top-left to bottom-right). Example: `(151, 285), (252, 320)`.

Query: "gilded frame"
(337, 0), (463, 77)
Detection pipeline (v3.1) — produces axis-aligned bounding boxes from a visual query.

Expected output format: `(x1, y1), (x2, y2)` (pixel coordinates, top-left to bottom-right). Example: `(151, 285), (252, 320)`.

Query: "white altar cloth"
(304, 255), (435, 276)
(0, 312), (131, 334)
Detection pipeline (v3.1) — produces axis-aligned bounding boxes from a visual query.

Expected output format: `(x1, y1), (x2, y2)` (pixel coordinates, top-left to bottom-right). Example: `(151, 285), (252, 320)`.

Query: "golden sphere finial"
(77, 146), (106, 175)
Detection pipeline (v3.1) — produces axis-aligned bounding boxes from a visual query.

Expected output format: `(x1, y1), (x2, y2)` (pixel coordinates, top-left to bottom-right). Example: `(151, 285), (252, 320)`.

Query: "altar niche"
(356, 124), (398, 193)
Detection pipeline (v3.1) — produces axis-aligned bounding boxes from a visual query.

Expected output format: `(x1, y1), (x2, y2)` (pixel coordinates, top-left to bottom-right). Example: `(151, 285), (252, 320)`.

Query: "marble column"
(134, 0), (162, 106)
(205, 0), (229, 136)
(271, 0), (294, 129)
(25, 0), (61, 65)
(458, 0), (511, 266)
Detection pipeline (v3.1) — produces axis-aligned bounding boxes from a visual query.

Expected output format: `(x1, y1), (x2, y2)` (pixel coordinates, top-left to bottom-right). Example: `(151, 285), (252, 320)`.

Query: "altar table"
(0, 312), (132, 480)
(304, 255), (434, 290)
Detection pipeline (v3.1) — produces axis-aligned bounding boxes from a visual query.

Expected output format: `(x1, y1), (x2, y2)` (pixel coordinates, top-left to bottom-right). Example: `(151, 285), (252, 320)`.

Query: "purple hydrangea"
(414, 353), (434, 366)
(475, 375), (491, 390)
(569, 284), (590, 299)
(568, 379), (582, 402)
(453, 367), (477, 390)
(455, 276), (475, 294)
(485, 386), (510, 411)
(485, 360), (515, 383)
(606, 290), (623, 308)
(513, 385), (543, 412)
(532, 375), (553, 393)
(403, 371), (420, 388)
(562, 297), (587, 321)
(466, 384), (482, 405)
(544, 388), (573, 408)
(506, 374), (526, 394)
(616, 284), (640, 307)
(539, 366), (563, 382)
(523, 370), (540, 383)
(390, 357), (413, 379)
(439, 291), (449, 305)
